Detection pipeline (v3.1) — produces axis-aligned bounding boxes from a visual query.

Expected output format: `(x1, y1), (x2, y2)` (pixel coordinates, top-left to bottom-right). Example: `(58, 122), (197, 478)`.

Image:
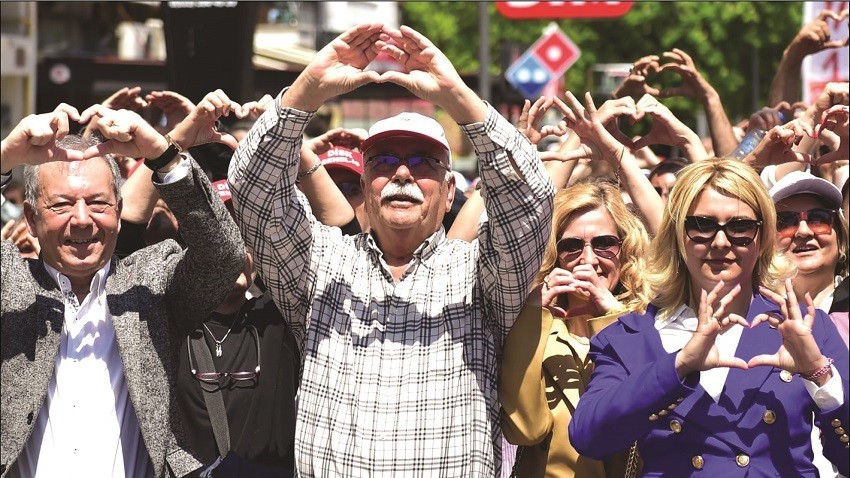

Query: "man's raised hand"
(286, 23), (385, 112)
(169, 89), (245, 151)
(1, 104), (98, 171)
(379, 25), (485, 124)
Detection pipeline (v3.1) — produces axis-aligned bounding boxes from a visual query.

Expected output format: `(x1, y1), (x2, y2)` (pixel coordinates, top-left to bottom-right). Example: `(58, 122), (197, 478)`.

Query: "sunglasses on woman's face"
(776, 207), (836, 240)
(557, 235), (622, 260)
(684, 216), (762, 246)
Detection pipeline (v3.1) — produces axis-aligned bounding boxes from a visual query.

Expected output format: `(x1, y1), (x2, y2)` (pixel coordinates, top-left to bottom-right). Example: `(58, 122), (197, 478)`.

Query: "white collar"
(43, 261), (111, 299)
(654, 303), (693, 331)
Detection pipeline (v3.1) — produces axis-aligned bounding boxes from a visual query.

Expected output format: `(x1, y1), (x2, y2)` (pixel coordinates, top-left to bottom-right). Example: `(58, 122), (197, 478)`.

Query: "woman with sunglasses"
(568, 158), (849, 476)
(769, 171), (848, 318)
(500, 180), (652, 477)
(769, 171), (849, 478)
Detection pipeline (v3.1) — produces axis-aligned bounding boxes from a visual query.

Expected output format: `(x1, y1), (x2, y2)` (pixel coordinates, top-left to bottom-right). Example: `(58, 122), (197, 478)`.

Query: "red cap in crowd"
(319, 146), (364, 176)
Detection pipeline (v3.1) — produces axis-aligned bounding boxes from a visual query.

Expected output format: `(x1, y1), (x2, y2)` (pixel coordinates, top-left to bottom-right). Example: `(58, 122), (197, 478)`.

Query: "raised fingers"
(518, 99), (532, 130)
(632, 55), (660, 74)
(553, 96), (577, 125)
(583, 92), (598, 116)
(669, 48), (694, 66)
(758, 285), (790, 323)
(711, 283), (742, 322)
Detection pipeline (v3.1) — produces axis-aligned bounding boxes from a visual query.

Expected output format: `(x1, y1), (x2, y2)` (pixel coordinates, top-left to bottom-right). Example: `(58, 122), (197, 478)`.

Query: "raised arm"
(657, 48), (738, 157)
(83, 106), (244, 334)
(121, 89), (243, 225)
(381, 24), (555, 334)
(559, 93), (665, 235)
(228, 24), (385, 342)
(447, 97), (574, 242)
(769, 9), (849, 105)
(297, 127), (362, 227)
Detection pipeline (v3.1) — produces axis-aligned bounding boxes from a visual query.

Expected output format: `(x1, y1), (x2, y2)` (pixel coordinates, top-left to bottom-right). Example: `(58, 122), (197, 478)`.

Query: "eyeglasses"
(188, 324), (260, 383)
(557, 235), (622, 260)
(365, 154), (450, 175)
(337, 181), (363, 198)
(684, 216), (762, 246)
(776, 207), (836, 240)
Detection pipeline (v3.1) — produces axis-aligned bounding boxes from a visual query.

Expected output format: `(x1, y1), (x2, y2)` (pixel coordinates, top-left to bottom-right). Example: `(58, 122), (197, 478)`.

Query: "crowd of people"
(0, 14), (848, 478)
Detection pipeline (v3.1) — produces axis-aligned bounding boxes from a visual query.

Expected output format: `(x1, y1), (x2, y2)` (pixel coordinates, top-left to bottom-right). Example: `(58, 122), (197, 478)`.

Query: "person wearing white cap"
(228, 23), (555, 477)
(770, 171), (848, 316)
(770, 170), (849, 478)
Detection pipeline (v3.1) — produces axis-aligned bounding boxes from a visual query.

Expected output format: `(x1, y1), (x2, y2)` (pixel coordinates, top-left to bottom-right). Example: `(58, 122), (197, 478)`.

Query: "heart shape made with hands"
(613, 112), (654, 150)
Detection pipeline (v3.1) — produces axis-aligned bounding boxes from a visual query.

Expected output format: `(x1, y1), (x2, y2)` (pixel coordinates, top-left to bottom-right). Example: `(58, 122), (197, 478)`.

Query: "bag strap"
(508, 445), (523, 478)
(624, 441), (640, 478)
(190, 332), (231, 457)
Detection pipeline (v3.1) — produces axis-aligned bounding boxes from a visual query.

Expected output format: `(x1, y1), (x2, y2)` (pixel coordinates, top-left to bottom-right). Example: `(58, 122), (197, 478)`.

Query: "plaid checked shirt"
(229, 92), (554, 477)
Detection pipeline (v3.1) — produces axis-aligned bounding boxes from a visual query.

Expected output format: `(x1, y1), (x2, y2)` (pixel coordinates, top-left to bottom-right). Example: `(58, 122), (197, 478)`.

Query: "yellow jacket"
(500, 305), (634, 478)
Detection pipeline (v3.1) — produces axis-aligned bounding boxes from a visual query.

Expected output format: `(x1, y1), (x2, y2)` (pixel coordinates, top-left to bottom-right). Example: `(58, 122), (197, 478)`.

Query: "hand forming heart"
(0, 103), (101, 171)
(518, 96), (571, 146)
(593, 94), (700, 152)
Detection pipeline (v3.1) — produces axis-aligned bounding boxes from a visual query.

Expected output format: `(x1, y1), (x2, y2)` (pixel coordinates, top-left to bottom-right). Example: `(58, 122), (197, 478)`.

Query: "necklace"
(202, 313), (241, 357)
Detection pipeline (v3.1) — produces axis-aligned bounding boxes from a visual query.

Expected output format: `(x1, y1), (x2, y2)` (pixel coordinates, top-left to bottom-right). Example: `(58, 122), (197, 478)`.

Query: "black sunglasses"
(776, 207), (836, 240)
(188, 325), (260, 383)
(557, 235), (622, 259)
(684, 216), (762, 246)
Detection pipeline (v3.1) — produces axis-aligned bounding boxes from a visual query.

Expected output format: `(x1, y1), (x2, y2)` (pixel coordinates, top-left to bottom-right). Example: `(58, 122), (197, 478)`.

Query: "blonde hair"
(536, 181), (652, 313)
(647, 158), (792, 313)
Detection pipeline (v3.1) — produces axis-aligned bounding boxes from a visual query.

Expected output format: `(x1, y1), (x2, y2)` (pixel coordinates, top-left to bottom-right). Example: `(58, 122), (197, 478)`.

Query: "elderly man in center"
(229, 23), (554, 476)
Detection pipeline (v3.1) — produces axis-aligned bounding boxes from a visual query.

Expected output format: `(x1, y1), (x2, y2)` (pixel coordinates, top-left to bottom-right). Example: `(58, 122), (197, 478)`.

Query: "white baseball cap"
(360, 112), (451, 164)
(769, 171), (842, 208)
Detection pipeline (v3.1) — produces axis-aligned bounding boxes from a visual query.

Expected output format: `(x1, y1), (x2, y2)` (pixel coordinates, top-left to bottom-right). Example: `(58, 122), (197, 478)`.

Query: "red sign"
(533, 29), (579, 73)
(496, 1), (634, 20)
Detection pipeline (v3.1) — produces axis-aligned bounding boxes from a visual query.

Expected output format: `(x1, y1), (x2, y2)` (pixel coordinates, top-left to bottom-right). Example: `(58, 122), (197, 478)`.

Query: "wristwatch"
(145, 134), (183, 171)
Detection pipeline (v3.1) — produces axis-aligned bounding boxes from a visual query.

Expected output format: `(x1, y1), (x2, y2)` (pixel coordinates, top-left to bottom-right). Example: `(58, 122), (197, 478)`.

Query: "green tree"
(401, 1), (803, 123)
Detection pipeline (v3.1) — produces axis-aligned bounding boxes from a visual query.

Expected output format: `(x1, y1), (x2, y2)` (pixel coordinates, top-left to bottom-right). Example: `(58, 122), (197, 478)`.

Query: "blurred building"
(1, 2), (37, 141)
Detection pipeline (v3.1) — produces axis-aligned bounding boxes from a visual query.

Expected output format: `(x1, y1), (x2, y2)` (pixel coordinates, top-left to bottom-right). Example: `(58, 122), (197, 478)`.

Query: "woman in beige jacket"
(500, 181), (652, 477)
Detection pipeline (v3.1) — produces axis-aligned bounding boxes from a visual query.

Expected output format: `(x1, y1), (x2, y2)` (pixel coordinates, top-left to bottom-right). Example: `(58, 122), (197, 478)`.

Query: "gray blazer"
(0, 159), (245, 477)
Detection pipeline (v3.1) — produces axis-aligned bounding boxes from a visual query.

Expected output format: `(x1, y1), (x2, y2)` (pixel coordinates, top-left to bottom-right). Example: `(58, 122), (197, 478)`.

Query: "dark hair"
(648, 157), (689, 181)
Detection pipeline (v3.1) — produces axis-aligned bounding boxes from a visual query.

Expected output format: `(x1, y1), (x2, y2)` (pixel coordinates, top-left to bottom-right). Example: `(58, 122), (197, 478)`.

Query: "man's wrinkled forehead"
(38, 159), (116, 194)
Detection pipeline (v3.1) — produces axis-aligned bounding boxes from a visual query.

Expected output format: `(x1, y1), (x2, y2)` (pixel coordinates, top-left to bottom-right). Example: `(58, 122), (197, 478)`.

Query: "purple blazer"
(569, 294), (849, 477)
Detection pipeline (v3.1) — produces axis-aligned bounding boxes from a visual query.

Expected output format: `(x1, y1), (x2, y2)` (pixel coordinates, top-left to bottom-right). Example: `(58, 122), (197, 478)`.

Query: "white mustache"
(380, 182), (425, 202)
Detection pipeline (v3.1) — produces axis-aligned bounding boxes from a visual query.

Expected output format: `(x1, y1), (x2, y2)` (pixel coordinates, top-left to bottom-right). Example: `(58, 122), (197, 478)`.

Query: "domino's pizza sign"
(505, 24), (581, 99)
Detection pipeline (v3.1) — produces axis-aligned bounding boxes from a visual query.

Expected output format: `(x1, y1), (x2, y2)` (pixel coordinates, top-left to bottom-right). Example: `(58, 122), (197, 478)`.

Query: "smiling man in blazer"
(0, 103), (244, 477)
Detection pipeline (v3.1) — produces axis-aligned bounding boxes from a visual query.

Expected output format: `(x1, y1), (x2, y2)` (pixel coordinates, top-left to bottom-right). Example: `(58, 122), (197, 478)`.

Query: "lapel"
(541, 321), (585, 413)
(668, 294), (782, 452)
(104, 259), (140, 383)
(27, 261), (65, 408)
(605, 306), (668, 374)
(30, 259), (65, 339)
